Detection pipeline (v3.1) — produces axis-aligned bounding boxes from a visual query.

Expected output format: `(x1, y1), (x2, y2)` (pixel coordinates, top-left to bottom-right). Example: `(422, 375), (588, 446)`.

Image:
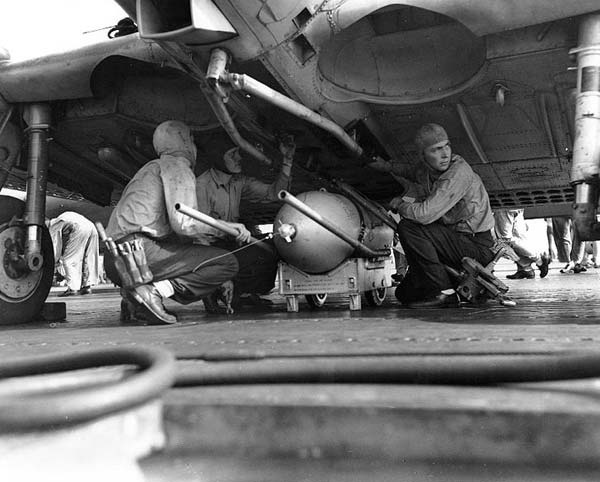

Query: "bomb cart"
(274, 189), (396, 312)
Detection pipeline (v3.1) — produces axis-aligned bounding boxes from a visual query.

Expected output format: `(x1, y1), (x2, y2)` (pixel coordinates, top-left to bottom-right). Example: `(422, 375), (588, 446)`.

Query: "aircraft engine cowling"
(273, 191), (394, 274)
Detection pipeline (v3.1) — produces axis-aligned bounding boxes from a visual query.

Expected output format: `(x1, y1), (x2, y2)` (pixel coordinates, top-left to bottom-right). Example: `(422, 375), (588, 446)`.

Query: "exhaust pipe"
(571, 13), (600, 240)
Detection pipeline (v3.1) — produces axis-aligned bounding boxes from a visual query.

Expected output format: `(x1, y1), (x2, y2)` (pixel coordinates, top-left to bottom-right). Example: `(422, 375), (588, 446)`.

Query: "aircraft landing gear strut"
(0, 104), (55, 325)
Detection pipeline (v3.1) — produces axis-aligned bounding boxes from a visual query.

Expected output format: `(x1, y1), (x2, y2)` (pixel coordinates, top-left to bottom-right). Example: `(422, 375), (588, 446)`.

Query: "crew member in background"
(494, 208), (551, 279)
(49, 211), (99, 297)
(104, 120), (241, 324)
(369, 123), (496, 308)
(195, 137), (295, 311)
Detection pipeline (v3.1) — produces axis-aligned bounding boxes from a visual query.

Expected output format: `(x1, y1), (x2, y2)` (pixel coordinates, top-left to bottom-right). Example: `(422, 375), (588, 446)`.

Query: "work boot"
(132, 284), (177, 324)
(79, 286), (92, 295)
(506, 269), (535, 279)
(537, 254), (551, 278)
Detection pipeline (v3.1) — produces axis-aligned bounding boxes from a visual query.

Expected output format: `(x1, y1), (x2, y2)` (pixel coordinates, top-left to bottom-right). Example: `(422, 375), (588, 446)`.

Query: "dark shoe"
(406, 292), (459, 309)
(132, 284), (177, 324)
(120, 291), (175, 323)
(79, 286), (92, 295)
(58, 288), (77, 297)
(538, 255), (551, 278)
(560, 263), (573, 273)
(202, 293), (223, 314)
(506, 270), (535, 279)
(573, 263), (587, 274)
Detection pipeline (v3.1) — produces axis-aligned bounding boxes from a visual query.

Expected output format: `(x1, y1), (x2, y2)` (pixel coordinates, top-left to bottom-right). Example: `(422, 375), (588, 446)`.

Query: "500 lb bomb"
(274, 190), (394, 274)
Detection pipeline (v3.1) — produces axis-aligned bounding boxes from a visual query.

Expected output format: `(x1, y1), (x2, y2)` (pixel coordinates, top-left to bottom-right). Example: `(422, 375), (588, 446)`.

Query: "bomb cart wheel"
(0, 195), (54, 325)
(305, 293), (328, 308)
(365, 287), (387, 307)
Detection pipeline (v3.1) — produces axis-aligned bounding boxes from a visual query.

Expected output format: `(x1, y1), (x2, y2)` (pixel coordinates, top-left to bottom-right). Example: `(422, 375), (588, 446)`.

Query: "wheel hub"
(0, 225), (42, 300)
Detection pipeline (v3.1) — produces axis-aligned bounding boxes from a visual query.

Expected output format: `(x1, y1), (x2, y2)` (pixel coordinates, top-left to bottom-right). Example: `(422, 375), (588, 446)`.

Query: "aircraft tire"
(364, 287), (387, 307)
(0, 195), (54, 325)
(305, 293), (327, 308)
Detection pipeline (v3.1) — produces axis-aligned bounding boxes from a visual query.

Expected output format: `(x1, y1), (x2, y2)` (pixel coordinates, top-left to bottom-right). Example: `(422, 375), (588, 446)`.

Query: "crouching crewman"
(195, 137), (295, 310)
(369, 123), (496, 308)
(104, 120), (242, 324)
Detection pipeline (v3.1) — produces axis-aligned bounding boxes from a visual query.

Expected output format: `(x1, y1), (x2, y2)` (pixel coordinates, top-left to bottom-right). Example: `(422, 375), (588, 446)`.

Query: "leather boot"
(132, 284), (177, 324)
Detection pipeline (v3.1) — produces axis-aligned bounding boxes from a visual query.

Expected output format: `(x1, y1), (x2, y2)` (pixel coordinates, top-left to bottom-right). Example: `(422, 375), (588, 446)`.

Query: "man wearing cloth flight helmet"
(104, 120), (242, 324)
(195, 137), (295, 309)
(369, 123), (496, 308)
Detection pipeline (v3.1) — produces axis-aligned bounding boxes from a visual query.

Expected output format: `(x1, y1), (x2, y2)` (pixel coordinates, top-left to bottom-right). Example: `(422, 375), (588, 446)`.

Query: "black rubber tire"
(305, 293), (328, 308)
(0, 195), (54, 325)
(364, 287), (387, 307)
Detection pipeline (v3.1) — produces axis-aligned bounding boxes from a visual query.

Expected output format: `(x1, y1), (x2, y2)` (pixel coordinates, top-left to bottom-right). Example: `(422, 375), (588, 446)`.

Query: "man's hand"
(228, 222), (251, 245)
(367, 156), (391, 172)
(279, 136), (296, 163)
(388, 196), (406, 213)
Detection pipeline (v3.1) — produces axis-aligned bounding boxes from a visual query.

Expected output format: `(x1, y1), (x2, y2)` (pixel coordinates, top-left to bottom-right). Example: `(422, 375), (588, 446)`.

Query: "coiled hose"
(175, 351), (600, 386)
(3, 348), (600, 432)
(0, 345), (175, 432)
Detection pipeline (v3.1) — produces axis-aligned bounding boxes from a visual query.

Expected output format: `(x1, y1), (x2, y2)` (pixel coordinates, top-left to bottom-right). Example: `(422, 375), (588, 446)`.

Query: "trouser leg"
(570, 226), (586, 263)
(215, 239), (279, 295)
(81, 234), (91, 288)
(507, 239), (537, 271)
(552, 216), (572, 263)
(396, 219), (494, 298)
(104, 236), (239, 305)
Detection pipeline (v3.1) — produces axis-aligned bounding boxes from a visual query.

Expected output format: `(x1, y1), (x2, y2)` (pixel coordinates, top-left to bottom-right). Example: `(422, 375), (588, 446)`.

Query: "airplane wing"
(1, 0), (598, 221)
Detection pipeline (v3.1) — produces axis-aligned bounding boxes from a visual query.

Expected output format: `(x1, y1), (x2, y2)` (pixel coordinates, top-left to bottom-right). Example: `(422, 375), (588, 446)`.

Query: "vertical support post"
(23, 103), (51, 271)
(570, 14), (600, 240)
(285, 295), (299, 312)
(349, 293), (361, 311)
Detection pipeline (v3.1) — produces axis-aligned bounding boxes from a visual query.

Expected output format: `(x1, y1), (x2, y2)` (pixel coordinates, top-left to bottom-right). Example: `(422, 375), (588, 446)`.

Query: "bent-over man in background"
(49, 211), (99, 297)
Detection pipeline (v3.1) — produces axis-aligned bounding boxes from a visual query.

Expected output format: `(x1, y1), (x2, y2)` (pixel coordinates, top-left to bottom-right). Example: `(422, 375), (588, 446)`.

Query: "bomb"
(274, 190), (394, 274)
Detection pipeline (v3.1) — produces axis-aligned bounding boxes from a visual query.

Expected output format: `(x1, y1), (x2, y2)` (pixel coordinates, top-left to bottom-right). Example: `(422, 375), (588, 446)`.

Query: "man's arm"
(368, 156), (426, 200)
(242, 139), (295, 202)
(395, 162), (472, 224)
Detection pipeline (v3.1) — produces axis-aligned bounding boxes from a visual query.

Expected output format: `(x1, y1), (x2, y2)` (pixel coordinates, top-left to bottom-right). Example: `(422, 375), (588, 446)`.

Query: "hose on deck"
(0, 345), (176, 432)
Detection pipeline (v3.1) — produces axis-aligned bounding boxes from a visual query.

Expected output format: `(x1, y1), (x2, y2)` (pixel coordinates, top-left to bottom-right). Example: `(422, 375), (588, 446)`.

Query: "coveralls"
(49, 211), (99, 292)
(394, 154), (496, 302)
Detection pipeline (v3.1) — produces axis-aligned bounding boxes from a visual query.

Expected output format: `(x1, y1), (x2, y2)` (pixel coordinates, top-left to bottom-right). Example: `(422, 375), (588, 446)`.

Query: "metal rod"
(175, 203), (271, 252)
(331, 178), (398, 230)
(157, 41), (274, 166)
(277, 190), (389, 258)
(226, 71), (364, 158)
